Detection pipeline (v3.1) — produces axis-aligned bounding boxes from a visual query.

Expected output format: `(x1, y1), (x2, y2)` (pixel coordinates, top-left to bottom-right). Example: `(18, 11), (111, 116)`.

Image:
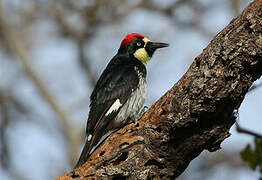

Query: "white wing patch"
(105, 99), (122, 116)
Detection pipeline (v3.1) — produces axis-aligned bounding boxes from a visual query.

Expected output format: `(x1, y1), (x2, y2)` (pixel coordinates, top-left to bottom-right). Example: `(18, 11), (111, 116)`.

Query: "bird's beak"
(145, 41), (169, 57)
(147, 42), (169, 50)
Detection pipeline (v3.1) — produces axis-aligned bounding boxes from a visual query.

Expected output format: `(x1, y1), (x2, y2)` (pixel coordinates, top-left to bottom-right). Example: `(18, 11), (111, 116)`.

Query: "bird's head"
(117, 33), (169, 65)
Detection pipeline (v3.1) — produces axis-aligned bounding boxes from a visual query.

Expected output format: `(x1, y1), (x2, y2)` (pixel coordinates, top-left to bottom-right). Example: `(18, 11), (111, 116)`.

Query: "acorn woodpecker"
(75, 33), (168, 167)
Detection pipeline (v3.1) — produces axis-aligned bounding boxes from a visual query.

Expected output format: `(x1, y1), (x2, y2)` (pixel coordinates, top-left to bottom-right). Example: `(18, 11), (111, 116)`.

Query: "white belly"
(113, 78), (147, 126)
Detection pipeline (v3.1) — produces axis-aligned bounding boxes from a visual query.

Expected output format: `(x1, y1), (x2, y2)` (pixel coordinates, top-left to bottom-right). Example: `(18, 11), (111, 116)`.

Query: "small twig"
(76, 38), (97, 87)
(0, 92), (10, 169)
(236, 122), (262, 139)
(0, 90), (27, 180)
(231, 0), (241, 16)
(248, 82), (262, 92)
(234, 109), (262, 139)
(52, 4), (97, 87)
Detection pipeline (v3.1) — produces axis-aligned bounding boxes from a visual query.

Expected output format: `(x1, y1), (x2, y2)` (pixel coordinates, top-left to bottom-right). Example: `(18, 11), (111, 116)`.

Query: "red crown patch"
(121, 33), (144, 46)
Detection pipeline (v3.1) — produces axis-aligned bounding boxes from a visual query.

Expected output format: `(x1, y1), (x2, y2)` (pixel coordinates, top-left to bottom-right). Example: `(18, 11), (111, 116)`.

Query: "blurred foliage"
(241, 138), (262, 179)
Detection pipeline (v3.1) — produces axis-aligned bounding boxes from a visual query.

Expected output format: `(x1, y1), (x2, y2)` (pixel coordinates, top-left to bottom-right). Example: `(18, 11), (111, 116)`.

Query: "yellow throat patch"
(134, 48), (151, 66)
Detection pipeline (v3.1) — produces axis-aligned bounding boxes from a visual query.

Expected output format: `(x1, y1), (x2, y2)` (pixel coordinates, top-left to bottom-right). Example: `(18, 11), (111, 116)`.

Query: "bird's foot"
(138, 105), (148, 119)
(132, 106), (148, 128)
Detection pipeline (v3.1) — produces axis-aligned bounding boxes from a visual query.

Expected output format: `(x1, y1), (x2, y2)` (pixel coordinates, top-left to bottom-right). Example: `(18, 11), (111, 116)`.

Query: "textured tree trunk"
(56, 0), (262, 179)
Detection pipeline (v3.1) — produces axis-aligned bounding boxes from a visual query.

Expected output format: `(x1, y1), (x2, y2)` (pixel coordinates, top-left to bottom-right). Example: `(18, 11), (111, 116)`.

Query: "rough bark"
(56, 0), (262, 179)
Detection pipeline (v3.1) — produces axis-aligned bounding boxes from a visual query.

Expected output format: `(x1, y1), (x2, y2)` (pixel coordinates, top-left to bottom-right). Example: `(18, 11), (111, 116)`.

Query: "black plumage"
(75, 33), (168, 168)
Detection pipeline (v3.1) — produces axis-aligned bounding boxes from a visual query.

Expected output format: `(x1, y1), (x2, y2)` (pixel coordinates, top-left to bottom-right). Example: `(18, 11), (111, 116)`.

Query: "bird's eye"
(137, 42), (142, 47)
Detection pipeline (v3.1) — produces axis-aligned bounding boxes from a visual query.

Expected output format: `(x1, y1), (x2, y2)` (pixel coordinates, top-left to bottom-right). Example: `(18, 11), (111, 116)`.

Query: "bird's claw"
(131, 106), (148, 128)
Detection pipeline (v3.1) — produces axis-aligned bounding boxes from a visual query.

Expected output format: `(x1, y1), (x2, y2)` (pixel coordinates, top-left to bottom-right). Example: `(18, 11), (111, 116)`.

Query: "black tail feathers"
(74, 140), (91, 168)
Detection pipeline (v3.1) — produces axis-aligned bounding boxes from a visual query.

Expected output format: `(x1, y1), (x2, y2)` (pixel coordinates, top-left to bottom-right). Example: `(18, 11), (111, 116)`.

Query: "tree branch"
(56, 0), (262, 179)
(236, 122), (262, 139)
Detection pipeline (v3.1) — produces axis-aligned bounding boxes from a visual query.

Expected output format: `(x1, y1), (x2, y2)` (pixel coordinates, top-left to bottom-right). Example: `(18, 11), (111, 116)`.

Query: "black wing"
(87, 56), (141, 132)
(75, 56), (146, 167)
(88, 56), (143, 150)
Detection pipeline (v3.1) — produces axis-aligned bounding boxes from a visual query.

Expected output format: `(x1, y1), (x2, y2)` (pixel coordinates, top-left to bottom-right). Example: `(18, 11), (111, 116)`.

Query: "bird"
(75, 33), (169, 168)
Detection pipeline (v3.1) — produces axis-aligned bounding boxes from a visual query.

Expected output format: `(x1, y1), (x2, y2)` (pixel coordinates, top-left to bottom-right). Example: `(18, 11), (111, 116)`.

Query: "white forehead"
(143, 37), (150, 43)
